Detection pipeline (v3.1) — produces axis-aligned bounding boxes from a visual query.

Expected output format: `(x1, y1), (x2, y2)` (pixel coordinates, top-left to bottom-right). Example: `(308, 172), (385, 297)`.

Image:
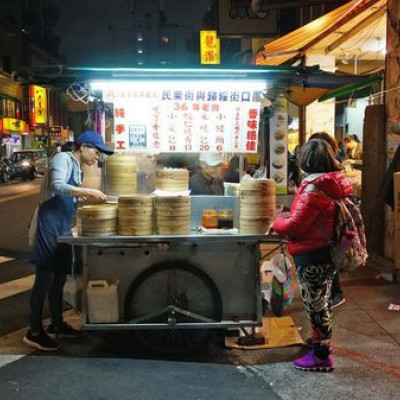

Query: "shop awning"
(318, 73), (382, 102)
(255, 0), (386, 73)
(15, 65), (364, 88)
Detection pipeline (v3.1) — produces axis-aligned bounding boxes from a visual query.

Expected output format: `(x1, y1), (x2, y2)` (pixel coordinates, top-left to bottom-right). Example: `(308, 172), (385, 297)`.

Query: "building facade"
(0, 0), (68, 157)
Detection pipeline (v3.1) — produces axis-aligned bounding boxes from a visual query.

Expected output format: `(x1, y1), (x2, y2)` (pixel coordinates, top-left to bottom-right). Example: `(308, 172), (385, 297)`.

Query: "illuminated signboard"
(29, 85), (48, 125)
(2, 118), (27, 133)
(102, 83), (261, 153)
(200, 31), (220, 65)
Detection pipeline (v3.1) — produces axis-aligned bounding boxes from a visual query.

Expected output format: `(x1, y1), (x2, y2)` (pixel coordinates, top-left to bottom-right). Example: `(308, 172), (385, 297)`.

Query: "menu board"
(104, 86), (260, 153)
(269, 95), (288, 195)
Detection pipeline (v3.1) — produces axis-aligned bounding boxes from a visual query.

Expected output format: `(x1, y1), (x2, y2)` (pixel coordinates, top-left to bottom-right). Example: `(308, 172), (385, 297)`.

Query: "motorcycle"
(0, 157), (10, 183)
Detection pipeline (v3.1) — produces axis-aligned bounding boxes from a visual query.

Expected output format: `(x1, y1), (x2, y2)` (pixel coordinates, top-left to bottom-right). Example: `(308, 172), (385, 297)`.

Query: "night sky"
(53, 0), (210, 66)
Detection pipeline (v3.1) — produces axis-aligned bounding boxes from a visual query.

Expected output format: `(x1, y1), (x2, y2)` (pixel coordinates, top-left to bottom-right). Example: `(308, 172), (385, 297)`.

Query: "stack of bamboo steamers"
(77, 204), (118, 236)
(155, 168), (190, 235)
(118, 196), (153, 236)
(239, 179), (276, 234)
(79, 167), (191, 236)
(105, 154), (137, 196)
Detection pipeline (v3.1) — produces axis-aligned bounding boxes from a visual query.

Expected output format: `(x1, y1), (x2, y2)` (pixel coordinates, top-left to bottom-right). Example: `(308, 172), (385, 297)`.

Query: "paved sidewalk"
(231, 265), (400, 400)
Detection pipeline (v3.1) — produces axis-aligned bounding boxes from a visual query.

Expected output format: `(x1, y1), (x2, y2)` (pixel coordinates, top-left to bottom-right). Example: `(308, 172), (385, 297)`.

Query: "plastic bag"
(270, 253), (296, 317)
(253, 166), (268, 179)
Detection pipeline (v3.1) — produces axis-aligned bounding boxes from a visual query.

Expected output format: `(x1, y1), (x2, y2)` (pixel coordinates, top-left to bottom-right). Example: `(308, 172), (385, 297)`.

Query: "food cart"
(50, 66), (318, 351)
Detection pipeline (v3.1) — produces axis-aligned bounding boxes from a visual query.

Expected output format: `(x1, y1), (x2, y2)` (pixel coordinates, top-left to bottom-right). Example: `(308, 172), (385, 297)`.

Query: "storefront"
(0, 117), (30, 158)
(254, 0), (389, 270)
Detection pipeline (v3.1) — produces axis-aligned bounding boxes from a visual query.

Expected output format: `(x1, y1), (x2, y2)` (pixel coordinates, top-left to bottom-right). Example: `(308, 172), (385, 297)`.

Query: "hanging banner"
(29, 85), (48, 125)
(107, 87), (260, 153)
(200, 31), (220, 65)
(269, 95), (288, 195)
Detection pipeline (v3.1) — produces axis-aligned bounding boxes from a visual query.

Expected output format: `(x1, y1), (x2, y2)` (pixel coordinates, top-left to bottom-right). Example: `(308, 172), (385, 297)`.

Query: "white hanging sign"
(105, 86), (260, 153)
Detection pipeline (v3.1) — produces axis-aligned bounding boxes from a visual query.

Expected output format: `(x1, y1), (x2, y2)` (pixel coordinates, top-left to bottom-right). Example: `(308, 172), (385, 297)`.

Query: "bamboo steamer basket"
(239, 216), (275, 234)
(118, 209), (153, 217)
(155, 196), (191, 235)
(118, 195), (152, 206)
(240, 207), (276, 217)
(240, 179), (276, 191)
(118, 219), (153, 236)
(106, 155), (138, 196)
(156, 208), (191, 217)
(156, 169), (189, 191)
(239, 179), (276, 234)
(78, 205), (117, 236)
(117, 195), (154, 236)
(155, 196), (190, 204)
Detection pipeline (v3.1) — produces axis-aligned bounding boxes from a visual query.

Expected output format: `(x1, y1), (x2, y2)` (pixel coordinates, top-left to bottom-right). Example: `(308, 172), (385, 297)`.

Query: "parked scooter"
(0, 157), (10, 183)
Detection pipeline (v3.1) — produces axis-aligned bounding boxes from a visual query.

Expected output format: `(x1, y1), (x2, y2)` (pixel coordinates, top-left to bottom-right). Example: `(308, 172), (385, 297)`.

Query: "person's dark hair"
(308, 132), (338, 156)
(300, 139), (340, 174)
(61, 141), (75, 152)
(352, 134), (360, 143)
(229, 155), (239, 169)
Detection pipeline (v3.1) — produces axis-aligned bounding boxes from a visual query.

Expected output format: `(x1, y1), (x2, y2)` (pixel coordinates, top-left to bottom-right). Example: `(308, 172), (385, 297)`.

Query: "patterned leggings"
(296, 263), (336, 359)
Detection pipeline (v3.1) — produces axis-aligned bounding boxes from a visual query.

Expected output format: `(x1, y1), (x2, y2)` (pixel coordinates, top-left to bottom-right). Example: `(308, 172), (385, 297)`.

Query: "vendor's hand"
(83, 188), (107, 202)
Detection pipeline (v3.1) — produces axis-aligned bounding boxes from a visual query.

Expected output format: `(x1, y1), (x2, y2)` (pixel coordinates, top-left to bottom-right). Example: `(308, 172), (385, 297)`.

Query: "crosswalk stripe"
(0, 189), (39, 204)
(0, 256), (15, 264)
(0, 275), (35, 300)
(0, 327), (35, 368)
(0, 310), (80, 369)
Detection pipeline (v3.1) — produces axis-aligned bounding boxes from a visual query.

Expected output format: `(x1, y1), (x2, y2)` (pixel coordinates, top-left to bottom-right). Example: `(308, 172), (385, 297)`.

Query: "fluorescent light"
(89, 80), (267, 92)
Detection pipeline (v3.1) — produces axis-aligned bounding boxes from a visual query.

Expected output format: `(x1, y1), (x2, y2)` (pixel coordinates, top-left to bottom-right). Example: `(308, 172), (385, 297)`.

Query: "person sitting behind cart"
(343, 136), (363, 169)
(189, 152), (224, 195)
(223, 155), (240, 183)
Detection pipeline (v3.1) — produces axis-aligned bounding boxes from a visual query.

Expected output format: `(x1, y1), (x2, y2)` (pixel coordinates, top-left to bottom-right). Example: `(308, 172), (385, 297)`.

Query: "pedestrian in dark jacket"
(273, 139), (352, 372)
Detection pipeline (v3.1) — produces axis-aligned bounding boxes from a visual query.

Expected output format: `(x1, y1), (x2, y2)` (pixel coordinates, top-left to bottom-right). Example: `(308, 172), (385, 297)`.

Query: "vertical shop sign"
(269, 95), (288, 195)
(29, 85), (48, 125)
(200, 31), (220, 65)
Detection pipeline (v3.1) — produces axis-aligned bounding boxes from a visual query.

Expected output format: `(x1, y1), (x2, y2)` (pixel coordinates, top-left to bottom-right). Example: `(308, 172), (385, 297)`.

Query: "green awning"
(318, 74), (382, 102)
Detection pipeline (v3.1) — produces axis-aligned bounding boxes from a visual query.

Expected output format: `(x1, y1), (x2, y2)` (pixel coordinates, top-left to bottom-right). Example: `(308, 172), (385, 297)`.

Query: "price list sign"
(106, 86), (260, 153)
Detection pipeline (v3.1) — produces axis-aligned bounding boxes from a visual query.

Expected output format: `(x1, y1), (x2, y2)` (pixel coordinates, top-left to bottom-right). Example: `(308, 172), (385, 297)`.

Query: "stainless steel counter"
(58, 232), (279, 245)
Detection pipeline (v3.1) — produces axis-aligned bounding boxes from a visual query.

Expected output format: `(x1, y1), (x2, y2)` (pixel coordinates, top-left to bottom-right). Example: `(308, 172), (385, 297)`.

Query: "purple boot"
(293, 351), (334, 372)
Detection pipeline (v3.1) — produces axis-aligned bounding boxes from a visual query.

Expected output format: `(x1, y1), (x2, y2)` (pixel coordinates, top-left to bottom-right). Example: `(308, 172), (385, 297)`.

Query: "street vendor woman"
(189, 152), (224, 195)
(23, 130), (114, 351)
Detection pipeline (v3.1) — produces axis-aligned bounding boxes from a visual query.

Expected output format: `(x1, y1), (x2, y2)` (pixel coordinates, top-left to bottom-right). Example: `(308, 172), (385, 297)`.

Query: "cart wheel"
(124, 261), (222, 354)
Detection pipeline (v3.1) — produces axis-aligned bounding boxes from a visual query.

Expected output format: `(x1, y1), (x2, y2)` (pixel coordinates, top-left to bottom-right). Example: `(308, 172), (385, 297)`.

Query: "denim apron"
(29, 172), (77, 273)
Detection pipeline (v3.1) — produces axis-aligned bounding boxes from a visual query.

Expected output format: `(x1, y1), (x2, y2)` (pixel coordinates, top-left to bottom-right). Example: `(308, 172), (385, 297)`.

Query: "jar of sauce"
(202, 209), (218, 229)
(218, 209), (233, 229)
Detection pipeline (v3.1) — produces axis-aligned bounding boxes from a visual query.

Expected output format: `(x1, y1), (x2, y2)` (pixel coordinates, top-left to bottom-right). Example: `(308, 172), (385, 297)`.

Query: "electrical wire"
(328, 82), (400, 105)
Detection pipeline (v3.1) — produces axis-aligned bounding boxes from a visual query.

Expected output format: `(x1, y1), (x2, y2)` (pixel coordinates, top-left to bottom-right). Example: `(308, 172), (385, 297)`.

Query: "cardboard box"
(393, 172), (400, 229)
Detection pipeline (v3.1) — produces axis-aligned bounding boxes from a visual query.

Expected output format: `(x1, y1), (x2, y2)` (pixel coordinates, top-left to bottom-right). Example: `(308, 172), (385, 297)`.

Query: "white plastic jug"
(87, 280), (119, 323)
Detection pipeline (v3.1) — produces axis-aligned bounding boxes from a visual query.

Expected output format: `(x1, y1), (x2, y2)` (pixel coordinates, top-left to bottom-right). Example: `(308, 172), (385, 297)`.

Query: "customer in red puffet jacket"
(273, 139), (352, 373)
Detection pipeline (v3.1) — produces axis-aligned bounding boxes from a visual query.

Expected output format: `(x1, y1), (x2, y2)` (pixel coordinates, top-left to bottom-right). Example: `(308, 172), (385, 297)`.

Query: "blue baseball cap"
(76, 130), (114, 155)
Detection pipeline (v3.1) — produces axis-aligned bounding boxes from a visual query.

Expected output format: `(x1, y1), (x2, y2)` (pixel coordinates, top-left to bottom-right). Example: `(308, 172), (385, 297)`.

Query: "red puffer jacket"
(272, 171), (353, 255)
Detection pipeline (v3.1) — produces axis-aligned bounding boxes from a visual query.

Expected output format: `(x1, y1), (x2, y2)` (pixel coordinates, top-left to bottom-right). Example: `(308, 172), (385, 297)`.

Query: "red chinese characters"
(244, 107), (259, 153)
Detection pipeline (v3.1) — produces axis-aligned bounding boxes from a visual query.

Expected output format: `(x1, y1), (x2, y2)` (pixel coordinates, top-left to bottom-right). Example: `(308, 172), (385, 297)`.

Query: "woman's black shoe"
(23, 330), (60, 351)
(47, 322), (82, 338)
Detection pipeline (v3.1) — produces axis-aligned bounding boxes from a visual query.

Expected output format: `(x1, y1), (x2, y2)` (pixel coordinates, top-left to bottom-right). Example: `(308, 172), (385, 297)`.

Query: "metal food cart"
(48, 66), (305, 351)
(59, 196), (282, 352)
